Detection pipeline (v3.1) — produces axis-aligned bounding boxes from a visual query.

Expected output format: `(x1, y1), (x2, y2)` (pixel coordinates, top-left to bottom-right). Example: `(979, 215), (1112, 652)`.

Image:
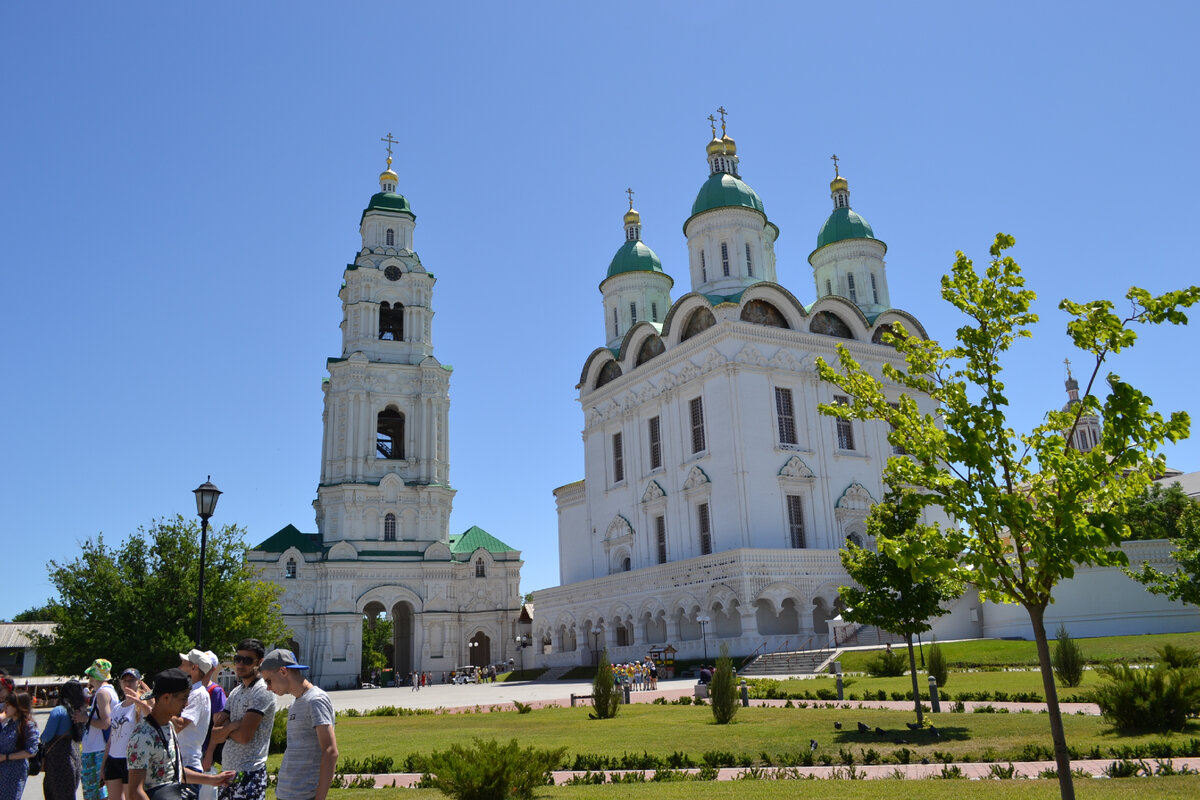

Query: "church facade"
(248, 151), (524, 688)
(531, 121), (961, 665)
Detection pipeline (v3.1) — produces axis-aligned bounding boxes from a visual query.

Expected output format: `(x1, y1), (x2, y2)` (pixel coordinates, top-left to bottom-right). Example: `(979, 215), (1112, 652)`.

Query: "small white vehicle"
(452, 666), (479, 684)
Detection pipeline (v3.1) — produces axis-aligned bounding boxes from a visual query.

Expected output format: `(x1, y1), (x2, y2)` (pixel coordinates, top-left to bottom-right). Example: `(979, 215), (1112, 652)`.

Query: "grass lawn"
(836, 632), (1200, 672)
(273, 703), (1200, 772)
(761, 668), (1105, 702)
(323, 777), (1200, 799)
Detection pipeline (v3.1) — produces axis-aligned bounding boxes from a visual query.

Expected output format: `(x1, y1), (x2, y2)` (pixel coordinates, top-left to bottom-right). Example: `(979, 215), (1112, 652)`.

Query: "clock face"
(384, 265), (401, 281)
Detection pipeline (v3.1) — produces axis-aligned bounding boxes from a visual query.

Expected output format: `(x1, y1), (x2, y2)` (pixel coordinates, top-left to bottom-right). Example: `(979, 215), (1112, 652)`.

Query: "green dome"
(690, 172), (766, 218)
(815, 207), (875, 250)
(364, 191), (414, 217)
(606, 239), (664, 278)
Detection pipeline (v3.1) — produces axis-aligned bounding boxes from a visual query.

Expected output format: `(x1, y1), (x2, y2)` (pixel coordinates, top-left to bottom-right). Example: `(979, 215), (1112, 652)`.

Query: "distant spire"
(623, 188), (641, 241)
(379, 132), (400, 192)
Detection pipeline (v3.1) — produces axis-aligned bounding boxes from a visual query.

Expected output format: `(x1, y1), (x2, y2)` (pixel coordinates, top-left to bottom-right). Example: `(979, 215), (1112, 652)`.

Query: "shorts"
(218, 768), (268, 800)
(82, 751), (109, 800)
(104, 756), (129, 783)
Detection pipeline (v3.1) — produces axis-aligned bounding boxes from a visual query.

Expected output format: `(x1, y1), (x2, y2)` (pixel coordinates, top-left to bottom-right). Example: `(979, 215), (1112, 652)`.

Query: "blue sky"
(3, 2), (1199, 620)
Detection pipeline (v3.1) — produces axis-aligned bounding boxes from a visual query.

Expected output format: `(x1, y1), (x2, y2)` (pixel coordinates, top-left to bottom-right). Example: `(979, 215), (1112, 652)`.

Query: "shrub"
(1157, 644), (1200, 669)
(1092, 663), (1200, 731)
(710, 644), (738, 724)
(269, 708), (288, 754)
(590, 650), (620, 719)
(423, 737), (566, 800)
(1052, 625), (1086, 688)
(927, 639), (948, 689)
(866, 648), (907, 677)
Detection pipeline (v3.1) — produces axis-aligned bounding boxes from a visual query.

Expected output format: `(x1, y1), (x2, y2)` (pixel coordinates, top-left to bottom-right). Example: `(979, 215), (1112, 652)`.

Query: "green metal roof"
(448, 525), (517, 555)
(361, 192), (415, 222)
(251, 524), (324, 554)
(689, 173), (766, 219)
(606, 239), (664, 279)
(815, 207), (876, 251)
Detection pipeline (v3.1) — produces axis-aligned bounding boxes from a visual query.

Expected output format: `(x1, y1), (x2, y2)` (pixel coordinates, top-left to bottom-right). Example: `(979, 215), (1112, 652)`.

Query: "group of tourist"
(0, 643), (338, 800)
(610, 659), (658, 691)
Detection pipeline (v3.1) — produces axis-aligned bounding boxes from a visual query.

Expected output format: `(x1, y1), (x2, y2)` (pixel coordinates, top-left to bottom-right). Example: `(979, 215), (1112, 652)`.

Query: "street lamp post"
(696, 614), (711, 663)
(514, 634), (529, 672)
(192, 477), (222, 648)
(468, 639), (479, 669)
(590, 626), (602, 666)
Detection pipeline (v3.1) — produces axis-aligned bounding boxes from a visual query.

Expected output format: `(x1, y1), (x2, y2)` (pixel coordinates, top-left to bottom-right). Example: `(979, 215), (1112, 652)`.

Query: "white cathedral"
(530, 120), (951, 665)
(248, 150), (525, 689)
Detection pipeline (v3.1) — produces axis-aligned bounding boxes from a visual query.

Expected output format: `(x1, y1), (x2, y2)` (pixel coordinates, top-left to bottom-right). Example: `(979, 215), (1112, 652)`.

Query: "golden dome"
(720, 134), (737, 155)
(706, 136), (726, 156)
(380, 168), (399, 185)
(830, 175), (849, 193)
(624, 207), (641, 225)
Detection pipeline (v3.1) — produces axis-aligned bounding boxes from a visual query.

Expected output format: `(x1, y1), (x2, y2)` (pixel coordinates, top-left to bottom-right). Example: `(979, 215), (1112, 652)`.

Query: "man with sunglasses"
(204, 640), (274, 800)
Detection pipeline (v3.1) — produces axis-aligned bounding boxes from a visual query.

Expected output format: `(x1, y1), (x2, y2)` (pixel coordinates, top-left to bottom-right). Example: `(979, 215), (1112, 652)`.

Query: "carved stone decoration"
(768, 348), (803, 372)
(778, 456), (815, 480)
(605, 515), (634, 542)
(682, 466), (710, 491)
(641, 481), (666, 503)
(835, 482), (876, 525)
(701, 349), (727, 374)
(735, 344), (768, 366)
(678, 363), (701, 383)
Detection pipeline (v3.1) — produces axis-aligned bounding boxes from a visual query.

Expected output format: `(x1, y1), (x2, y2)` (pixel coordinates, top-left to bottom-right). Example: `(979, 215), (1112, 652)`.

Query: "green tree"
(30, 515), (289, 676)
(9, 605), (65, 624)
(839, 491), (964, 724)
(589, 649), (620, 719)
(926, 638), (949, 690)
(1128, 496), (1200, 607)
(1052, 625), (1085, 688)
(818, 234), (1199, 800)
(1121, 482), (1199, 541)
(361, 616), (393, 683)
(709, 643), (737, 724)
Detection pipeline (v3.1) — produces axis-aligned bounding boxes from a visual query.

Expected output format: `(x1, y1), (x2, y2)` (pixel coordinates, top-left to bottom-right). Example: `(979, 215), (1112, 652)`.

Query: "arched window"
(700, 250), (707, 282)
(720, 242), (730, 276)
(379, 301), (404, 340)
(285, 558), (297, 579)
(376, 408), (405, 459)
(846, 532), (865, 548)
(621, 556), (631, 572)
(384, 513), (396, 541)
(475, 558), (486, 578)
(745, 242), (753, 276)
(385, 228), (395, 246)
(847, 274), (858, 304)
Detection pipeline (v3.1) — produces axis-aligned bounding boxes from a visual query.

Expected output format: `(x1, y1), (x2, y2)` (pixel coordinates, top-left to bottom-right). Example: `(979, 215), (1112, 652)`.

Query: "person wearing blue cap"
(259, 650), (337, 800)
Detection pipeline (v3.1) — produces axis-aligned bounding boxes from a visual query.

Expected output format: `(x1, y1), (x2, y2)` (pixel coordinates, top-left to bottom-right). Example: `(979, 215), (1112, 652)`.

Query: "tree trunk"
(1028, 603), (1074, 800)
(905, 634), (923, 725)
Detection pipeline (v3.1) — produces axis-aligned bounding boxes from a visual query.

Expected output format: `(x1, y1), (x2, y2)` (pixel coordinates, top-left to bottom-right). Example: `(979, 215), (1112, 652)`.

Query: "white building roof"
(0, 622), (55, 648)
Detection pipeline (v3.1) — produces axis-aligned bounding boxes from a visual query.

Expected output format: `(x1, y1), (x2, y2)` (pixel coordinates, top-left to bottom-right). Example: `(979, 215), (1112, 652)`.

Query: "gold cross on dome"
(625, 187), (635, 209)
(1064, 358), (1073, 379)
(716, 106), (728, 135)
(707, 114), (717, 137)
(831, 153), (840, 177)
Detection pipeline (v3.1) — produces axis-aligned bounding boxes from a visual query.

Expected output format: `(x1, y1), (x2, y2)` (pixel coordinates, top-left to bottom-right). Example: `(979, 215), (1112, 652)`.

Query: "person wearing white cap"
(173, 650), (214, 800)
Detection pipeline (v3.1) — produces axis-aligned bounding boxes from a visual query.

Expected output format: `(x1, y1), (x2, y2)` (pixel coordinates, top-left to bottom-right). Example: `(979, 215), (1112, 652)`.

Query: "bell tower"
(314, 134), (456, 544)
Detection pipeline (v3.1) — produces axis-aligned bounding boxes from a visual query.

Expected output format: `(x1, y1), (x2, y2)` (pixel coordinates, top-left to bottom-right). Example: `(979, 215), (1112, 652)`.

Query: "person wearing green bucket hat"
(83, 659), (117, 800)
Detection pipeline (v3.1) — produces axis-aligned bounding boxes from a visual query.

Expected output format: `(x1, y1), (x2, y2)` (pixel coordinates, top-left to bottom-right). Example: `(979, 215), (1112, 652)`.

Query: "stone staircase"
(739, 648), (835, 677)
(536, 665), (576, 681)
